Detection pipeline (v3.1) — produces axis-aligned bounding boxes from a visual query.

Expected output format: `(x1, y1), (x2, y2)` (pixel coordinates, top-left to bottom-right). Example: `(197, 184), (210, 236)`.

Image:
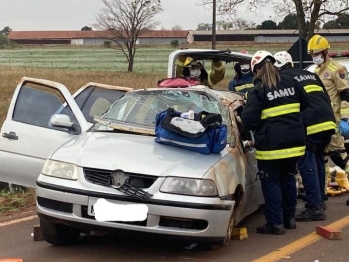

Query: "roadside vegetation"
(0, 42), (348, 217)
(0, 186), (35, 216)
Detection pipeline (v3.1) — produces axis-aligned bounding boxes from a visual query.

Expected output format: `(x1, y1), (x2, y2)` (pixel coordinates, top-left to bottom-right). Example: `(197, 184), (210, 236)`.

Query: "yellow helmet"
(307, 34), (330, 54)
(184, 57), (204, 67)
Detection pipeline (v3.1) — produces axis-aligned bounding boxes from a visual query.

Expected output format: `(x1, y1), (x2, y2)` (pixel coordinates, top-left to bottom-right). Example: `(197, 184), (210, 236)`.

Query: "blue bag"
(155, 108), (227, 155)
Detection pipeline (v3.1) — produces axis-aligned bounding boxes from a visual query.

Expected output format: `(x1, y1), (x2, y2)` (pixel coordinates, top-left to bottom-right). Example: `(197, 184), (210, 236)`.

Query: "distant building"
(8, 30), (189, 46)
(187, 29), (349, 43)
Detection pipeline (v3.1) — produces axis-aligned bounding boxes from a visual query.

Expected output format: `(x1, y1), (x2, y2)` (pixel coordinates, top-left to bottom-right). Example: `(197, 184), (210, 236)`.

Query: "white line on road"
(0, 215), (37, 227)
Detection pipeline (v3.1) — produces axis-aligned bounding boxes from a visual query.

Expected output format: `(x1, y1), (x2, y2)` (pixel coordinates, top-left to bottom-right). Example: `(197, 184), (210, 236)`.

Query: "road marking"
(252, 215), (349, 262)
(0, 215), (37, 227)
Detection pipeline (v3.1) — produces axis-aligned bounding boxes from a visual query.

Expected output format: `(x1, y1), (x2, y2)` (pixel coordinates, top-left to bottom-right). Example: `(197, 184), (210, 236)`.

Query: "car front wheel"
(40, 219), (81, 246)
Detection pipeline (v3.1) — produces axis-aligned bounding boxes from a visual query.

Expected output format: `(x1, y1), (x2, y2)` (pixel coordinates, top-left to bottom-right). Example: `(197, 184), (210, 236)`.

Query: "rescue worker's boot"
(256, 223), (285, 235)
(283, 218), (296, 229)
(295, 206), (326, 222)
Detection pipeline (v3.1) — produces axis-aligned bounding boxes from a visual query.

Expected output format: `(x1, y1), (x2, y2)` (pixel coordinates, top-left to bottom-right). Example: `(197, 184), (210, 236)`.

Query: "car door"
(0, 79), (133, 188)
(0, 77), (90, 188)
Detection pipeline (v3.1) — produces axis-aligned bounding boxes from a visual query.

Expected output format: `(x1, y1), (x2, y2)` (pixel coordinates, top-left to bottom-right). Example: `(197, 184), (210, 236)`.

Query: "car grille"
(159, 217), (208, 230)
(84, 168), (157, 189)
(81, 206), (147, 226)
(37, 197), (73, 213)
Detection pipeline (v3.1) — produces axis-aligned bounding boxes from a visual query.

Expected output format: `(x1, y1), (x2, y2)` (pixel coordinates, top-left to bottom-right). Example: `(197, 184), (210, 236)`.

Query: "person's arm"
(208, 60), (225, 86)
(241, 85), (263, 130)
(228, 78), (236, 91)
(175, 55), (186, 77)
(335, 66), (349, 119)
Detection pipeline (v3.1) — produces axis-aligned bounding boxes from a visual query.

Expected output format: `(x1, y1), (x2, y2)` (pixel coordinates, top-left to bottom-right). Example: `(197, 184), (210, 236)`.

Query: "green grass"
(0, 47), (175, 72)
(0, 187), (35, 215)
(1, 43), (348, 75)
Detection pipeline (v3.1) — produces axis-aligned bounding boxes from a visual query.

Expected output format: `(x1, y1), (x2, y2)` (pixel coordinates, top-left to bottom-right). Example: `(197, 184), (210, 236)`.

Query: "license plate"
(87, 197), (148, 222)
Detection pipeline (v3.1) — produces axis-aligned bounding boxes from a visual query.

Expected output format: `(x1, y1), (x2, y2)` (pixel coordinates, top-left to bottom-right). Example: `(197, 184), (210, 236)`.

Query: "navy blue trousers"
(298, 150), (323, 206)
(298, 132), (331, 206)
(258, 158), (298, 226)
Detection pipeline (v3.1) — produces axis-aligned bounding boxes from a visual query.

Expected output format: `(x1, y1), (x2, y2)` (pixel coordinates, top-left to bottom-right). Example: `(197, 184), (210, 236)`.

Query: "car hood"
(51, 132), (225, 178)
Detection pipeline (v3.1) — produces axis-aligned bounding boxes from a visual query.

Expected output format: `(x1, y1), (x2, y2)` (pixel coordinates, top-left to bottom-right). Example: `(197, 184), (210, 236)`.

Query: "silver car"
(0, 76), (263, 248)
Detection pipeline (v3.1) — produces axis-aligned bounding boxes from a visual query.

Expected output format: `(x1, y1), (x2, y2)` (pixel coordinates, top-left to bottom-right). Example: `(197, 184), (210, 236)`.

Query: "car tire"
(198, 211), (235, 251)
(40, 219), (81, 246)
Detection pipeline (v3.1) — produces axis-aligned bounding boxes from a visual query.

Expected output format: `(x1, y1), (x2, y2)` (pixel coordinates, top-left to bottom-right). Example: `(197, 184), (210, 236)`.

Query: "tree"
(94, 0), (162, 72)
(202, 0), (349, 40)
(217, 20), (233, 30)
(171, 25), (182, 30)
(336, 12), (349, 28)
(0, 33), (9, 48)
(260, 20), (277, 29)
(81, 26), (93, 31)
(1, 26), (12, 36)
(278, 13), (298, 29)
(323, 20), (339, 29)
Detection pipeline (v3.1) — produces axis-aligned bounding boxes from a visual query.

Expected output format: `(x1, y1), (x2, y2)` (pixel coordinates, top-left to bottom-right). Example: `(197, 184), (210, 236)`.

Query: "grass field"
(1, 42), (348, 72)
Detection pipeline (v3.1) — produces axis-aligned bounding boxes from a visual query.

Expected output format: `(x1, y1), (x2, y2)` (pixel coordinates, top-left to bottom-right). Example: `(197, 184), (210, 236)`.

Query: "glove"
(212, 58), (220, 63)
(339, 119), (349, 138)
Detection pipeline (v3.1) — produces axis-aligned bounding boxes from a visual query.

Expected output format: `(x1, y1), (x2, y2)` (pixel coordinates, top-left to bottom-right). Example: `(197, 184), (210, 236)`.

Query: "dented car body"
(0, 50), (263, 247)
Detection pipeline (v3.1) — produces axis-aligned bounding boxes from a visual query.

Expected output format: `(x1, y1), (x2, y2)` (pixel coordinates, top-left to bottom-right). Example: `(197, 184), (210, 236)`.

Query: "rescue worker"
(175, 56), (225, 88)
(228, 50), (254, 94)
(274, 51), (336, 221)
(307, 35), (349, 192)
(241, 50), (308, 235)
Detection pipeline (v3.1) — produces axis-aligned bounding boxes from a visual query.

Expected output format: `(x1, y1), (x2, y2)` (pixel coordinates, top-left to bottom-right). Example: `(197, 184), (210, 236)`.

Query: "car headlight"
(160, 177), (218, 197)
(42, 160), (78, 180)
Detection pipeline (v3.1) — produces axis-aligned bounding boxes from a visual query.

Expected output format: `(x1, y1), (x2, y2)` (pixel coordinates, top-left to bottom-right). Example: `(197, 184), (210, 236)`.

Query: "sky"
(0, 0), (272, 31)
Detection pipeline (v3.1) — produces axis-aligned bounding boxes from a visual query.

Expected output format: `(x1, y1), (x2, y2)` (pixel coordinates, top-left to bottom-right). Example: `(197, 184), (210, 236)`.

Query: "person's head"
(234, 50), (251, 76)
(274, 51), (294, 71)
(307, 34), (331, 65)
(251, 50), (279, 88)
(183, 57), (205, 78)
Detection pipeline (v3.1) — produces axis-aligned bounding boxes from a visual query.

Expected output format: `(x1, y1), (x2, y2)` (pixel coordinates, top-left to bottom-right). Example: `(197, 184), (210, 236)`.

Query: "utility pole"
(212, 0), (216, 49)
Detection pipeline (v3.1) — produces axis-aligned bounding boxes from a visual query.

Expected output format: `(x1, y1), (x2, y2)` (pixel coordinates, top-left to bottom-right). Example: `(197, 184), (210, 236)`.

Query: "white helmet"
(251, 50), (276, 73)
(274, 51), (294, 68)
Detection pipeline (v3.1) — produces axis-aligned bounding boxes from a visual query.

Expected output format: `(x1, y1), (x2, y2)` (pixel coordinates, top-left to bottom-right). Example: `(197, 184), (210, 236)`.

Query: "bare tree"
(172, 25), (182, 30)
(202, 0), (349, 40)
(94, 0), (162, 72)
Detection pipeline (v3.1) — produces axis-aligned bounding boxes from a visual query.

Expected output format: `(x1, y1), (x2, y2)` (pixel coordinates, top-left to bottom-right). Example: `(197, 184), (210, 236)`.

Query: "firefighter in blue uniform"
(228, 50), (254, 94)
(241, 50), (308, 235)
(274, 51), (336, 221)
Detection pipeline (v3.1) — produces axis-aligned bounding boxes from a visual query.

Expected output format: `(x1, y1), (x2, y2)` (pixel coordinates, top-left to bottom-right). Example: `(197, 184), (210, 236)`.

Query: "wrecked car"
(0, 50), (263, 248)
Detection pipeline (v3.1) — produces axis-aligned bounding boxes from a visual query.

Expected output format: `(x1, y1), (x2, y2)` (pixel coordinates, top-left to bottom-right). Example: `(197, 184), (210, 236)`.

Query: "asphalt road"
(0, 195), (348, 262)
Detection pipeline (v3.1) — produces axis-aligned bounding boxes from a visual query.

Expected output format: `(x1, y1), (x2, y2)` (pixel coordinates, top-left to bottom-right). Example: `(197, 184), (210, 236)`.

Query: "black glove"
(212, 58), (220, 63)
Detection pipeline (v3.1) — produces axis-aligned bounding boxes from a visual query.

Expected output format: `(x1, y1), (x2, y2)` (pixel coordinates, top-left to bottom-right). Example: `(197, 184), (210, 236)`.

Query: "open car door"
(0, 78), (132, 188)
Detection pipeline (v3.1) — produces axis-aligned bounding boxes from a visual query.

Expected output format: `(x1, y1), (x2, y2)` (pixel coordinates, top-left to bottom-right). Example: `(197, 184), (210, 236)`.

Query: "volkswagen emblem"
(111, 169), (129, 186)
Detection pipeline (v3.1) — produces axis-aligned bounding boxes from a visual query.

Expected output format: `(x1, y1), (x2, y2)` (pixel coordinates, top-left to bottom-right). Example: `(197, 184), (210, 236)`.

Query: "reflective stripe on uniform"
(307, 121), (336, 135)
(327, 63), (337, 72)
(261, 103), (300, 120)
(235, 83), (254, 92)
(304, 84), (323, 93)
(340, 108), (349, 115)
(256, 146), (305, 160)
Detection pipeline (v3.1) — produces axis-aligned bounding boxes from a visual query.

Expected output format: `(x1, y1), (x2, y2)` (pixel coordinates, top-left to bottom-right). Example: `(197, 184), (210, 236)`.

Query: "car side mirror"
(50, 114), (74, 128)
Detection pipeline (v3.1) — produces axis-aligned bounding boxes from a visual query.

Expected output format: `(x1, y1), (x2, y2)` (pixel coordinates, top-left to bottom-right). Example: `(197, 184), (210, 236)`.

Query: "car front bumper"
(36, 181), (235, 243)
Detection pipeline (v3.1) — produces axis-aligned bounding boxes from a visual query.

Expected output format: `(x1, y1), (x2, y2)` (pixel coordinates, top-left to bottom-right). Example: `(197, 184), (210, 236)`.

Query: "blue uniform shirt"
(228, 72), (254, 93)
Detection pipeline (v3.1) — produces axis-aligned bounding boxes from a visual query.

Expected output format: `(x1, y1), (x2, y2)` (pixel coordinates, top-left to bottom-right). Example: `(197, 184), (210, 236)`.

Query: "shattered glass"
(100, 90), (224, 128)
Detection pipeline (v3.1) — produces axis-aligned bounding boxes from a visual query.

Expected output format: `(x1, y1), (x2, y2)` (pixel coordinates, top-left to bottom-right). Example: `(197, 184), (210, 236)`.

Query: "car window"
(74, 86), (126, 123)
(103, 90), (224, 127)
(13, 85), (78, 132)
